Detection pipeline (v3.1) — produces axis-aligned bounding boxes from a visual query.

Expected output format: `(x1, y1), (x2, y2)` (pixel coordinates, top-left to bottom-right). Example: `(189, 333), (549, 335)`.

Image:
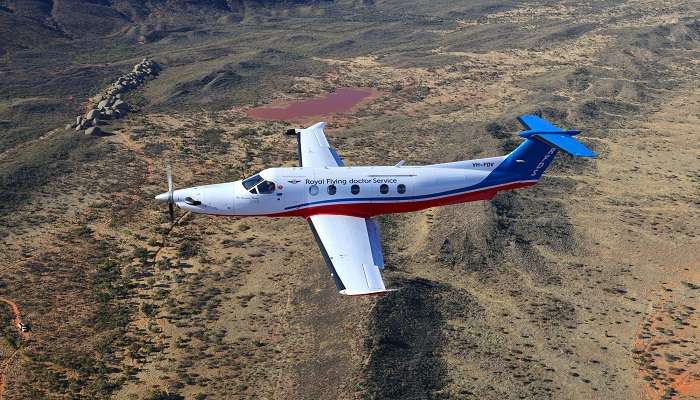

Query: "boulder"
(76, 115), (83, 125)
(113, 100), (129, 113)
(85, 109), (99, 120)
(97, 99), (109, 110)
(85, 126), (102, 136)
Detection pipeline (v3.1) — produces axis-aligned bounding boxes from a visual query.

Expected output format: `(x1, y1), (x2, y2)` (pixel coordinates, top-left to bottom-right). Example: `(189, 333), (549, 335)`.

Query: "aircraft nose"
(155, 192), (170, 203)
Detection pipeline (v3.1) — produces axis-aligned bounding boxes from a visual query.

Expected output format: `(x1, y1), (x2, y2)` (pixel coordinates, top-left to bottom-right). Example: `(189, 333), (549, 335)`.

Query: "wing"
(308, 215), (391, 296)
(294, 122), (344, 167)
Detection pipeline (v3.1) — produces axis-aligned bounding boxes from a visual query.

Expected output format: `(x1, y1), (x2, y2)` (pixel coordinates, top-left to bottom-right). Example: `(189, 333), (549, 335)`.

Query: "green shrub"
(177, 240), (198, 258)
(146, 390), (184, 400)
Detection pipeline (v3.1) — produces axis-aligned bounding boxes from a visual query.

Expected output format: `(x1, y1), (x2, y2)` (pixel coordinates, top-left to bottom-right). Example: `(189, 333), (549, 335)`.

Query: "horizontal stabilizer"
(517, 115), (562, 132)
(516, 114), (596, 157)
(534, 133), (597, 157)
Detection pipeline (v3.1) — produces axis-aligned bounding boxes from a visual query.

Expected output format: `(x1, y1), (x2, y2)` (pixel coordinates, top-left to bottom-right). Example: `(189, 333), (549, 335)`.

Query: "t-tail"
(492, 115), (597, 182)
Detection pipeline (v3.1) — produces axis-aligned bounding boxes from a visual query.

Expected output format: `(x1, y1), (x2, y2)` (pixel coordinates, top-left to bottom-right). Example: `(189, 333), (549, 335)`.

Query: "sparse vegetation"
(1, 1), (698, 399)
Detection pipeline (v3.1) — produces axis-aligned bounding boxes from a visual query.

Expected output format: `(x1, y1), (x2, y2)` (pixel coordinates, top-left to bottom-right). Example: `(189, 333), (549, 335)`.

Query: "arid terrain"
(0, 0), (698, 399)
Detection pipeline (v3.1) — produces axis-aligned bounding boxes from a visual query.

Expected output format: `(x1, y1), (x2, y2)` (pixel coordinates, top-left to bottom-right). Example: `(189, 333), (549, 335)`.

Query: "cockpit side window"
(256, 180), (276, 194)
(242, 174), (263, 191)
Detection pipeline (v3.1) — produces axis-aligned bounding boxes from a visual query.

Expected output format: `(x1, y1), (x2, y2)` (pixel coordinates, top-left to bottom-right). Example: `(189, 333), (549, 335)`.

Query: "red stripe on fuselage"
(270, 181), (536, 218)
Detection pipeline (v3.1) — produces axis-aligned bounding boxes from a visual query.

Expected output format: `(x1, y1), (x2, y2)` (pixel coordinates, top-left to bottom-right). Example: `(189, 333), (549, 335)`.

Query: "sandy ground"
(0, 1), (698, 399)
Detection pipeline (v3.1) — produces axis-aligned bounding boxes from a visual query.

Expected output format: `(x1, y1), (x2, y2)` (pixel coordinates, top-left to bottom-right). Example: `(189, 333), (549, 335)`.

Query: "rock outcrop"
(85, 126), (102, 136)
(68, 58), (160, 134)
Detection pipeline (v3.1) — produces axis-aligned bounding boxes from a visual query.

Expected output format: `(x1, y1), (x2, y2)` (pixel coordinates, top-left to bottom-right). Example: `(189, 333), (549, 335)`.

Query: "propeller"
(155, 165), (176, 224)
(166, 165), (174, 223)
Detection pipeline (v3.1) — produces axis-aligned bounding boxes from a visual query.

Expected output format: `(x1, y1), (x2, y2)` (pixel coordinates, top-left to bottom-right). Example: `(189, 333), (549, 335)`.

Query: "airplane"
(155, 115), (597, 296)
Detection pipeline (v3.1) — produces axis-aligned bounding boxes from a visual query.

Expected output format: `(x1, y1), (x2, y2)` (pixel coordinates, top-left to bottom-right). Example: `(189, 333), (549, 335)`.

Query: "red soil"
(247, 87), (377, 121)
(0, 297), (29, 400)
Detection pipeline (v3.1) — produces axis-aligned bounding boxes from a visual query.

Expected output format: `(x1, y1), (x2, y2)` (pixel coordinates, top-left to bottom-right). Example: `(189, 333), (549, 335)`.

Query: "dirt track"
(0, 298), (28, 400)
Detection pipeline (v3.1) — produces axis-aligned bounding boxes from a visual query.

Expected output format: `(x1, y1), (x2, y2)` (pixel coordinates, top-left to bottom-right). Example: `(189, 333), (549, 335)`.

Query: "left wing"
(308, 214), (391, 296)
(293, 122), (344, 168)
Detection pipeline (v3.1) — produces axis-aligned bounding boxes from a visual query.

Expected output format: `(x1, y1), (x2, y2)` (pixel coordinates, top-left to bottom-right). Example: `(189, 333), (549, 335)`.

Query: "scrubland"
(0, 1), (698, 399)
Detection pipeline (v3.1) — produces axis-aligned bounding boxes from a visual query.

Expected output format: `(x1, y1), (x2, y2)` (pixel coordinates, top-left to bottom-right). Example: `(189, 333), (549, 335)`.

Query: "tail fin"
(497, 115), (597, 180)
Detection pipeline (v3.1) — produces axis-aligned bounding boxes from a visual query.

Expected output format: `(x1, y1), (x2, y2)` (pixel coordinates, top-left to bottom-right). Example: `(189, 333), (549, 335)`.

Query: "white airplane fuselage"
(155, 116), (597, 295)
(157, 116), (598, 220)
(164, 156), (537, 219)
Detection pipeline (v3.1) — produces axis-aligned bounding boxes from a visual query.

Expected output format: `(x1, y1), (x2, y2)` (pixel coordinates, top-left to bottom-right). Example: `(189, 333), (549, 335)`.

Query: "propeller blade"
(166, 165), (173, 202)
(164, 165), (175, 224)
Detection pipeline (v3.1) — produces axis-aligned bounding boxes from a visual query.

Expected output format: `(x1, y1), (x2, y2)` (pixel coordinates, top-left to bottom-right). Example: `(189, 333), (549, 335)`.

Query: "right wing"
(293, 122), (344, 168)
(308, 214), (391, 296)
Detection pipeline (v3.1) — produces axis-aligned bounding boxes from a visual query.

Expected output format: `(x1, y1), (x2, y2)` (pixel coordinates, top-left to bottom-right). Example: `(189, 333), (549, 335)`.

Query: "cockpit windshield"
(241, 174), (276, 194)
(242, 174), (263, 190)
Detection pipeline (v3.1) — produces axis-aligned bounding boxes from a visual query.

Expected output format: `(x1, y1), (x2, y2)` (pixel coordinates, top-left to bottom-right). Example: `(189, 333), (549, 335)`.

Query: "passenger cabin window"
(327, 185), (336, 195)
(380, 184), (389, 194)
(309, 185), (319, 196)
(351, 184), (360, 195)
(397, 184), (406, 194)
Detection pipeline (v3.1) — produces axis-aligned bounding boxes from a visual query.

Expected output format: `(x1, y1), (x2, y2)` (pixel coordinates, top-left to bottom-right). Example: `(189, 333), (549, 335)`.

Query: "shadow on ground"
(363, 277), (448, 400)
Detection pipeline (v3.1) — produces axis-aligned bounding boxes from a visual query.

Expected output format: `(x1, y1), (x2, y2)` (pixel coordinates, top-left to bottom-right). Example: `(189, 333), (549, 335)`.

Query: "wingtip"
(305, 121), (326, 130)
(339, 288), (398, 297)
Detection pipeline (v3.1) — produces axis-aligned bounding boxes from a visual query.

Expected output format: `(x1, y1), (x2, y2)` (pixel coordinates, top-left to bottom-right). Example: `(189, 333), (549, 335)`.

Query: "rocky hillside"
(0, 0), (331, 54)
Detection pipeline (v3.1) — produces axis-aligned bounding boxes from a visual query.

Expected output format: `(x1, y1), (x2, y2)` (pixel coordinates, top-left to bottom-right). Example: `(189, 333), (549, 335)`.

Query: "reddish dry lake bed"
(246, 87), (377, 121)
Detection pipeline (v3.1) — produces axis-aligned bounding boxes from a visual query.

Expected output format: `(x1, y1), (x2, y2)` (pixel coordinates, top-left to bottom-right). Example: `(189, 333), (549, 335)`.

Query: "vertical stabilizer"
(492, 115), (597, 181)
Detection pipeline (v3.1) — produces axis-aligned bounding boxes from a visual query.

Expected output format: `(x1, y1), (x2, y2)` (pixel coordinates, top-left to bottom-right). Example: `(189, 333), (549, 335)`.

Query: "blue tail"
(493, 115), (597, 181)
